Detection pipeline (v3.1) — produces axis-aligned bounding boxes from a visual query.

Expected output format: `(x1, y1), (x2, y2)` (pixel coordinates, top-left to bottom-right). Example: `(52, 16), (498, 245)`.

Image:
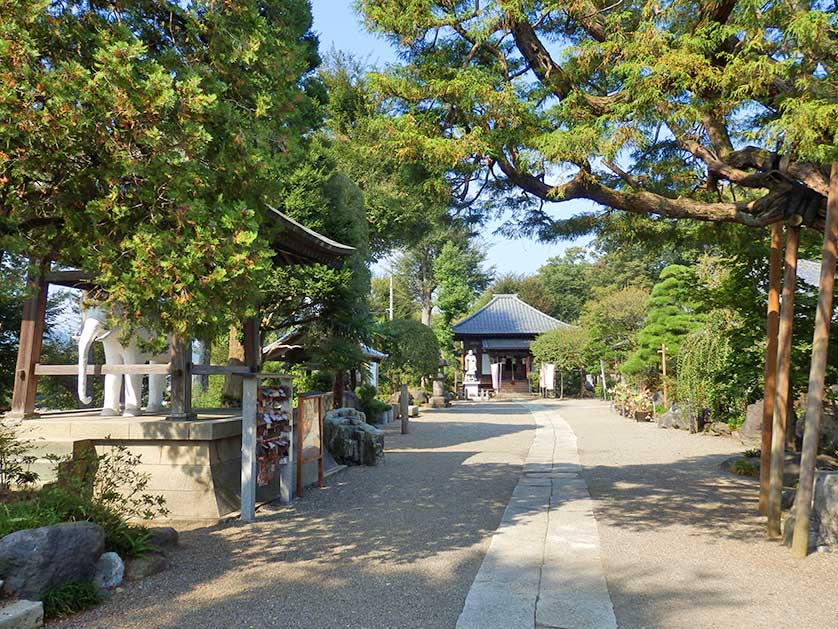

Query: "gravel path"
(52, 402), (534, 629)
(554, 398), (838, 629)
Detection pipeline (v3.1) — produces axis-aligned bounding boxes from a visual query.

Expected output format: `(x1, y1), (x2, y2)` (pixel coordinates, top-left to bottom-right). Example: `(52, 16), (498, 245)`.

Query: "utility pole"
(658, 344), (668, 407)
(389, 272), (394, 321)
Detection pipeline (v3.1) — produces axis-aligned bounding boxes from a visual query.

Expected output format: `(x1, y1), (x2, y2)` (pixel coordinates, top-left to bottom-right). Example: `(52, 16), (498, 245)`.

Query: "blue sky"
(310, 1), (592, 276)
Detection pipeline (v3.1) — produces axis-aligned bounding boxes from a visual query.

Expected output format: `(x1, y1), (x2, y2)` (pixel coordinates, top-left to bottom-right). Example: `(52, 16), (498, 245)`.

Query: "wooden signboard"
(296, 393), (325, 497)
(256, 384), (291, 488)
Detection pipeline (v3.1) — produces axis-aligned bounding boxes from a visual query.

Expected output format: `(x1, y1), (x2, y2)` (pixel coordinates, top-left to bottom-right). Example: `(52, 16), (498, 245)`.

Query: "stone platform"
(17, 409), (253, 521)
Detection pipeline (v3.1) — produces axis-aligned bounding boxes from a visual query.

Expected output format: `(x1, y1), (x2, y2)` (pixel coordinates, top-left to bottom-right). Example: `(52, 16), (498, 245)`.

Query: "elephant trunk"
(77, 317), (102, 405)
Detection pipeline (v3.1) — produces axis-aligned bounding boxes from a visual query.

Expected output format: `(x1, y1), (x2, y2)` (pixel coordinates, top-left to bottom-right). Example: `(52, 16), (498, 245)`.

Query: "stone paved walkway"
(457, 403), (616, 629)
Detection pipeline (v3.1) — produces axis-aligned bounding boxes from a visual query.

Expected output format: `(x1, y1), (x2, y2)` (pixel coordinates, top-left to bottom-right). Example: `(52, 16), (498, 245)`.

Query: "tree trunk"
(333, 370), (346, 408)
(222, 325), (244, 406)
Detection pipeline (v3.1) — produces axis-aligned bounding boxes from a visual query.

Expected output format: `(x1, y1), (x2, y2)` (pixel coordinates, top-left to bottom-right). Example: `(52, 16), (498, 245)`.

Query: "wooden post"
(792, 162), (838, 557)
(760, 222), (783, 515)
(767, 224), (800, 538)
(8, 261), (49, 420)
(600, 359), (608, 400)
(168, 336), (194, 420)
(400, 384), (409, 434)
(658, 344), (668, 407)
(240, 374), (258, 522)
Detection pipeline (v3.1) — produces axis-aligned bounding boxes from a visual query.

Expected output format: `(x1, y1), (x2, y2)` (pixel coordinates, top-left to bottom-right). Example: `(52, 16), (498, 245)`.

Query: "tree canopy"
(1, 0), (322, 339)
(360, 0), (836, 238)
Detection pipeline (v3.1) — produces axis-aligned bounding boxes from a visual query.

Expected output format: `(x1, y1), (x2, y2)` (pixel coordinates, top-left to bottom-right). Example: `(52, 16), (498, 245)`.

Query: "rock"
(386, 391), (412, 405)
(656, 404), (688, 430)
(342, 390), (359, 409)
(0, 522), (105, 600)
(323, 407), (384, 466)
(813, 472), (838, 547)
(738, 400), (764, 447)
(0, 600), (43, 629)
(409, 405), (419, 417)
(782, 488), (796, 511)
(93, 552), (124, 590)
(708, 421), (732, 436)
(124, 552), (170, 581)
(148, 527), (178, 552)
(411, 390), (429, 405)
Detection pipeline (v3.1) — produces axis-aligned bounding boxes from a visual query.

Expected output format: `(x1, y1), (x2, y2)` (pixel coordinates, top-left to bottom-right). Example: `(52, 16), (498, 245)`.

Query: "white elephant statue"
(77, 307), (169, 417)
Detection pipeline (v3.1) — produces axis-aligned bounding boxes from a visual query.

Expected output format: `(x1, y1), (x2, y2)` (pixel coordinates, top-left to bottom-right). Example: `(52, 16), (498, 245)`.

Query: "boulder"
(738, 400), (764, 447)
(812, 472), (838, 547)
(0, 600), (43, 629)
(124, 552), (170, 581)
(707, 421), (732, 436)
(342, 390), (359, 409)
(324, 407), (384, 466)
(386, 391), (411, 405)
(411, 390), (429, 405)
(656, 404), (687, 430)
(409, 405), (419, 417)
(0, 522), (105, 600)
(148, 527), (178, 553)
(93, 552), (124, 590)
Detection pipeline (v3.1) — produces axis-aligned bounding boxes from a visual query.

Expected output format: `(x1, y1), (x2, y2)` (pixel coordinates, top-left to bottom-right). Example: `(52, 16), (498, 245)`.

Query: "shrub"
(0, 423), (39, 495)
(0, 442), (166, 558)
(42, 581), (102, 619)
(355, 384), (390, 423)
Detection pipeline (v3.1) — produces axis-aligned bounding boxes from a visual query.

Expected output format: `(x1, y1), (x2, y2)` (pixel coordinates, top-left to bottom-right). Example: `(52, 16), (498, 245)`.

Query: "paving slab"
(456, 404), (616, 629)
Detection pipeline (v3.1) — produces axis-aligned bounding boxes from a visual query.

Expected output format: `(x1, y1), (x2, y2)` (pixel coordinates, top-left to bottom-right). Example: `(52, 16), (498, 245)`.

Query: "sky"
(310, 1), (593, 276)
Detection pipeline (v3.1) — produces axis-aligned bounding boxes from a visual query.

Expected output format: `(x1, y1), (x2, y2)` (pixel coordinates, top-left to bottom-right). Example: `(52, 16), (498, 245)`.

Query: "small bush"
(743, 448), (761, 458)
(42, 581), (102, 619)
(731, 459), (758, 477)
(0, 423), (39, 495)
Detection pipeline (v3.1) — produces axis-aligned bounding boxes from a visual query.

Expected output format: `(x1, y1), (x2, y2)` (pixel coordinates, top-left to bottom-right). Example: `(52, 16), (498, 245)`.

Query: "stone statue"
(464, 349), (478, 383)
(77, 307), (168, 416)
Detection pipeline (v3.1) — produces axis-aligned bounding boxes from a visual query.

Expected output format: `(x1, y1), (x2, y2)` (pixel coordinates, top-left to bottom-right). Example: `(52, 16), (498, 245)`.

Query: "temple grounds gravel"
(51, 403), (535, 629)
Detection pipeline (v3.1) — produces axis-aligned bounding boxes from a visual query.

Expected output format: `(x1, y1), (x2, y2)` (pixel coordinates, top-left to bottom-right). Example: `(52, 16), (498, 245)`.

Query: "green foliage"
(42, 581), (102, 619)
(677, 313), (736, 419)
(359, 1), (834, 241)
(531, 327), (589, 374)
(535, 249), (592, 324)
(376, 319), (440, 388)
(356, 385), (390, 423)
(1, 1), (322, 340)
(0, 441), (165, 558)
(581, 286), (650, 368)
(623, 265), (704, 382)
(0, 423), (38, 494)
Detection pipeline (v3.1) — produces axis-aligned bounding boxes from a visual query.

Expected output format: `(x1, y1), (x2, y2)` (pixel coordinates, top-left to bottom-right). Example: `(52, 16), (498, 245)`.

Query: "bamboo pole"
(767, 224), (800, 538)
(759, 222), (784, 515)
(791, 162), (838, 557)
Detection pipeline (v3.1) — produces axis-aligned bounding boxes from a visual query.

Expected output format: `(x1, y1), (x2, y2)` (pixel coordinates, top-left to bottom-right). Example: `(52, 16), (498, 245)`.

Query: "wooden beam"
(243, 316), (262, 372)
(8, 262), (49, 419)
(169, 336), (194, 420)
(759, 222), (783, 515)
(792, 162), (838, 557)
(767, 224), (800, 538)
(35, 363), (171, 376)
(191, 365), (252, 376)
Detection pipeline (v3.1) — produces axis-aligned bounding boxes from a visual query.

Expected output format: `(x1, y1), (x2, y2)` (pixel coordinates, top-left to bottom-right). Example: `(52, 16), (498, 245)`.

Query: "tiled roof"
(453, 294), (570, 336)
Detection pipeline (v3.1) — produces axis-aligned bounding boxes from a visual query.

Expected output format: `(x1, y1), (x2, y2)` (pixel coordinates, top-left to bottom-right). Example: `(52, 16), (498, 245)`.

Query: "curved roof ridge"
(453, 293), (570, 336)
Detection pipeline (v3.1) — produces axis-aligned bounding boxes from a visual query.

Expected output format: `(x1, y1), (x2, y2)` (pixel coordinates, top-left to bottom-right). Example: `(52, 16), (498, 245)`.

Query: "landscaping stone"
(707, 421), (732, 436)
(148, 527), (179, 553)
(656, 404), (687, 430)
(409, 405), (419, 417)
(411, 390), (429, 405)
(0, 522), (105, 600)
(124, 552), (170, 581)
(0, 600), (43, 629)
(738, 400), (764, 447)
(720, 456), (760, 478)
(323, 407), (384, 466)
(93, 552), (124, 590)
(813, 472), (838, 547)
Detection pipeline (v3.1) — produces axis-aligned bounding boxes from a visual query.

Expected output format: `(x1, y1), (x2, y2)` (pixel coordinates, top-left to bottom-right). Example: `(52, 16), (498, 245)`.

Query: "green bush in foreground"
(42, 581), (102, 619)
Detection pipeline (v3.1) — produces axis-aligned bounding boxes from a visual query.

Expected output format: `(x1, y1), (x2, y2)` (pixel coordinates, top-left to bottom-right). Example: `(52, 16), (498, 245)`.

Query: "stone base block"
(0, 600), (43, 629)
